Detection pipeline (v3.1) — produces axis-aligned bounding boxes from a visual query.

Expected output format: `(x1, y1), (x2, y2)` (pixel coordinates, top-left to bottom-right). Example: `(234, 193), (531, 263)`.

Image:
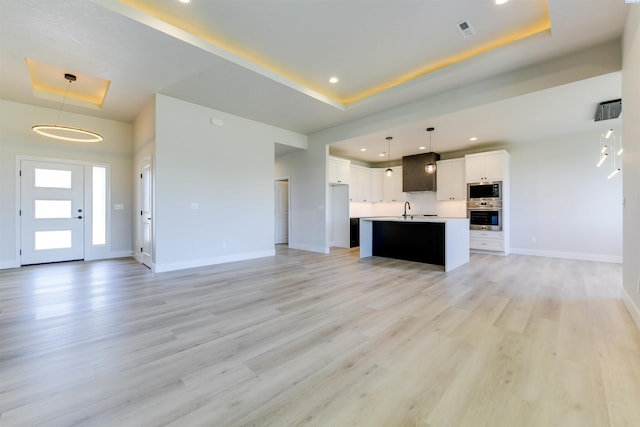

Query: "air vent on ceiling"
(457, 20), (475, 37)
(594, 99), (622, 121)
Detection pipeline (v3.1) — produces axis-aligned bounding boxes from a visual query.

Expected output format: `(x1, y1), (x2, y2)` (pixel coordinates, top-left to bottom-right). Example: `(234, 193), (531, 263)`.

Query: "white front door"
(20, 160), (85, 265)
(274, 179), (289, 244)
(140, 159), (153, 268)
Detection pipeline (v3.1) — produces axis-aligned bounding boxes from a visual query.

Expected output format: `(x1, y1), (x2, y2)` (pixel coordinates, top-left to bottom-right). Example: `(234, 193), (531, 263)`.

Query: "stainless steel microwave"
(467, 181), (502, 201)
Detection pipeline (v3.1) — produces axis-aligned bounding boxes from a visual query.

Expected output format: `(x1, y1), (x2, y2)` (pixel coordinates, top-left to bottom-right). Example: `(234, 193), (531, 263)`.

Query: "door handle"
(75, 216), (83, 219)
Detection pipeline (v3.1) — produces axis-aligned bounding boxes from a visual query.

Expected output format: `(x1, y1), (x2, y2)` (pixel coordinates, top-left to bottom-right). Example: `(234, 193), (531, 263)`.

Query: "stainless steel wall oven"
(467, 181), (502, 231)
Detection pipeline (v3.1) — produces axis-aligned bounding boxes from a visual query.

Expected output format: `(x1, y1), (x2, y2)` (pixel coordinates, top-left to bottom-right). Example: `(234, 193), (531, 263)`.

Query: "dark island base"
(372, 221), (445, 266)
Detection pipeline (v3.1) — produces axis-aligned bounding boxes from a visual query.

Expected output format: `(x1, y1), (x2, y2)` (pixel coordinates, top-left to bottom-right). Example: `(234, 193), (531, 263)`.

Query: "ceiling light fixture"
(419, 146), (426, 150)
(425, 127), (436, 174)
(597, 153), (608, 168)
(360, 148), (366, 152)
(605, 128), (613, 139)
(385, 137), (393, 177)
(178, 0), (191, 4)
(495, 0), (509, 5)
(470, 137), (478, 141)
(32, 73), (103, 143)
(329, 77), (339, 84)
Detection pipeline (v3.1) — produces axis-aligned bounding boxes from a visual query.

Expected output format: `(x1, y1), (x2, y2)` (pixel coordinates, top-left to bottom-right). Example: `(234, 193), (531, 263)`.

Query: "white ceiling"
(0, 0), (630, 160)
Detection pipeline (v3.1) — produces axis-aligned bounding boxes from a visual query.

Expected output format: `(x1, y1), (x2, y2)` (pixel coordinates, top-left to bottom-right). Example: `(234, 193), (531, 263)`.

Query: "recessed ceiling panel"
(117, 0), (550, 106)
(26, 58), (111, 109)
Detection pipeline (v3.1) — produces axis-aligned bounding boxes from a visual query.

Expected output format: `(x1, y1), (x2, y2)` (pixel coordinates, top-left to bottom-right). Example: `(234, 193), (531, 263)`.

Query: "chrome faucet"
(403, 201), (411, 218)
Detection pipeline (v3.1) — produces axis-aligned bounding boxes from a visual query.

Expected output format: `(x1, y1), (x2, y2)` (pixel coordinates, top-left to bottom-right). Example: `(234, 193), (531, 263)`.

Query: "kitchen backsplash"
(350, 192), (466, 218)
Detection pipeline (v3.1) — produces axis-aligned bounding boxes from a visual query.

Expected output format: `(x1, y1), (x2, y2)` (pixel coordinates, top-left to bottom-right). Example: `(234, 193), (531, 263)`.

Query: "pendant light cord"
(54, 76), (74, 126)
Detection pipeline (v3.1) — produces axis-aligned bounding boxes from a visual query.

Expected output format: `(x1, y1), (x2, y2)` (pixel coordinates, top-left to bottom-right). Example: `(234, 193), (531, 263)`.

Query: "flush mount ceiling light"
(329, 76), (339, 84)
(32, 73), (103, 143)
(385, 137), (393, 177)
(425, 127), (436, 174)
(495, 0), (510, 4)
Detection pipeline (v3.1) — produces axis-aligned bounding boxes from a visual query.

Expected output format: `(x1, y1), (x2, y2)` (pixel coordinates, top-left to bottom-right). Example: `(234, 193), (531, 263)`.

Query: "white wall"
(508, 133), (622, 262)
(622, 7), (640, 327)
(0, 100), (133, 268)
(153, 94), (306, 272)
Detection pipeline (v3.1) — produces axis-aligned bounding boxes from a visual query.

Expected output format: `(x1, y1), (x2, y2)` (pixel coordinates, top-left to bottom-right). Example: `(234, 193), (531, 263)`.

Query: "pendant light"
(425, 127), (436, 174)
(385, 136), (393, 177)
(32, 73), (103, 143)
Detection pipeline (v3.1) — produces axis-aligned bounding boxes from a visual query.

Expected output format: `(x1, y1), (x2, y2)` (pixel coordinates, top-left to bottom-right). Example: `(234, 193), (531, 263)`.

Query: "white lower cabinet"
(470, 230), (504, 251)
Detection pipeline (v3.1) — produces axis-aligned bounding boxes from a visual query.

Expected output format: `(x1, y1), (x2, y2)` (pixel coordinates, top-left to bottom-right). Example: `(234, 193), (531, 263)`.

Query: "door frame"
(274, 176), (291, 246)
(15, 155), (111, 265)
(137, 156), (153, 268)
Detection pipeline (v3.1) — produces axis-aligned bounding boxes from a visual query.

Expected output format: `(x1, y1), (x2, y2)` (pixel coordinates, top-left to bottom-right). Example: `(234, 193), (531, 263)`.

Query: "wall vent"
(457, 20), (475, 37)
(595, 99), (622, 121)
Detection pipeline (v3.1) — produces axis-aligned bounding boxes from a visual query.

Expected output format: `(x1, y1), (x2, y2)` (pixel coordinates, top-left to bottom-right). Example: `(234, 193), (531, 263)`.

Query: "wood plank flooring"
(1, 247), (639, 426)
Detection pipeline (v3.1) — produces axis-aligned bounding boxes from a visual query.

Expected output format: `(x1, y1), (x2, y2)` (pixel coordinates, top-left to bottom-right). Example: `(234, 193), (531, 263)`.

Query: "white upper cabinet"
(465, 150), (507, 182)
(382, 166), (404, 202)
(436, 158), (466, 201)
(370, 168), (383, 202)
(349, 165), (372, 202)
(329, 157), (350, 184)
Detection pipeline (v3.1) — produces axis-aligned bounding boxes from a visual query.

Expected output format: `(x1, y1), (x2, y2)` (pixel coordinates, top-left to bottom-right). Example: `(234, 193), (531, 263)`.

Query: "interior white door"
(274, 180), (288, 244)
(140, 159), (153, 268)
(20, 160), (85, 265)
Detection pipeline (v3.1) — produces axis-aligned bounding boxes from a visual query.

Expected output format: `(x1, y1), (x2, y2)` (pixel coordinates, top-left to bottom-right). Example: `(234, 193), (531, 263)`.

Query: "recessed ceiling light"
(419, 146), (426, 150)
(469, 137), (478, 141)
(495, 0), (509, 4)
(379, 152), (385, 157)
(178, 0), (191, 3)
(329, 76), (339, 84)
(360, 148), (366, 152)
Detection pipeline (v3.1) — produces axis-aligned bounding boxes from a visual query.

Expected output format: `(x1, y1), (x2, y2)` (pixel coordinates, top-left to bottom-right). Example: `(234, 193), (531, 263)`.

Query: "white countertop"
(360, 216), (468, 223)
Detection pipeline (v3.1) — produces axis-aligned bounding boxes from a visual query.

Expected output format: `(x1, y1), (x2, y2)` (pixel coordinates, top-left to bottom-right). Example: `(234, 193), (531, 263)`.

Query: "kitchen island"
(359, 217), (469, 272)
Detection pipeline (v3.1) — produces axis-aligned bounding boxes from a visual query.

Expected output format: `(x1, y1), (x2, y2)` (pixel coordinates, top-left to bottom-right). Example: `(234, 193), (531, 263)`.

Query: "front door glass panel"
(35, 230), (72, 250)
(34, 200), (72, 219)
(34, 168), (72, 189)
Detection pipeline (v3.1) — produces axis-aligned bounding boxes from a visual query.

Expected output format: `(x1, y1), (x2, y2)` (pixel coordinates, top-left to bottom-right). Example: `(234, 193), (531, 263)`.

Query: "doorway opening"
(274, 178), (289, 246)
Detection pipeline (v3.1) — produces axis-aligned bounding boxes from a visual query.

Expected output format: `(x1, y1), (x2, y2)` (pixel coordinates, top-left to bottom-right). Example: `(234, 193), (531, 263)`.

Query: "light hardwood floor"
(1, 247), (639, 427)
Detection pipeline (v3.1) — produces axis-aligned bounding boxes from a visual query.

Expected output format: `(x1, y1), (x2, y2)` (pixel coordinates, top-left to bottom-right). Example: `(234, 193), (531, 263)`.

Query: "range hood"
(402, 152), (440, 192)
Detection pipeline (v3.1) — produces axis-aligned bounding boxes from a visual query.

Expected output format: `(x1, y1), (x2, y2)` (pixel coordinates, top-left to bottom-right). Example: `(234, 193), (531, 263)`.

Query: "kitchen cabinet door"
(465, 151), (507, 182)
(371, 169), (383, 202)
(329, 157), (350, 184)
(349, 165), (372, 202)
(382, 166), (403, 202)
(437, 158), (466, 201)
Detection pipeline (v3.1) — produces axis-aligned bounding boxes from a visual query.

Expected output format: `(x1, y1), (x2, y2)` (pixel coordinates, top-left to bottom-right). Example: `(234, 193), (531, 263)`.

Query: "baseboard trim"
(153, 249), (275, 273)
(622, 287), (640, 332)
(510, 248), (622, 263)
(0, 260), (19, 270)
(85, 250), (134, 261)
(288, 242), (329, 254)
